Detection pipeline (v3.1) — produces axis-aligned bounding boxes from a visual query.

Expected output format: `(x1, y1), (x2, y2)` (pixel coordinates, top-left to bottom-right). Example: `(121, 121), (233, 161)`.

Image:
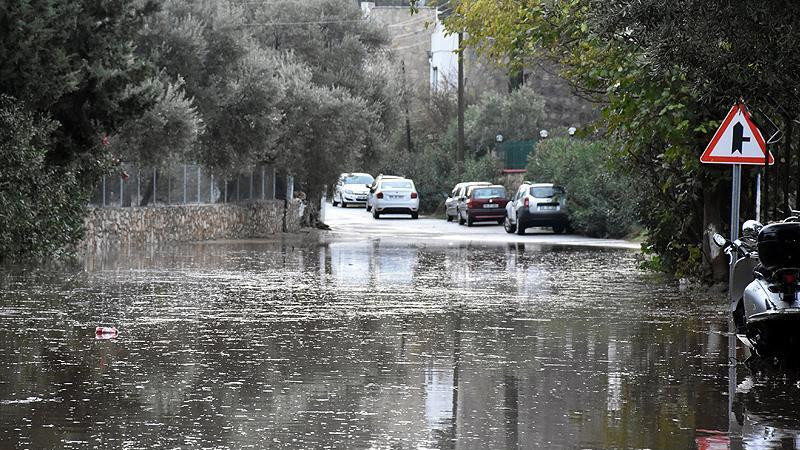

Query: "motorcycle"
(713, 214), (800, 357)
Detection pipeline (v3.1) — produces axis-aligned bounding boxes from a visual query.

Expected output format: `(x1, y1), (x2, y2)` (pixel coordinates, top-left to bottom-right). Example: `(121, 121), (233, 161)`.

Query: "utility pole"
(457, 31), (465, 179)
(402, 60), (413, 152)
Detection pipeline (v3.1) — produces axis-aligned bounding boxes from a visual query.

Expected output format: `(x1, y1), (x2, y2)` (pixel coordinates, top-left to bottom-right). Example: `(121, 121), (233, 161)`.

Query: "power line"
(391, 27), (431, 41)
(235, 18), (367, 26)
(392, 40), (429, 51)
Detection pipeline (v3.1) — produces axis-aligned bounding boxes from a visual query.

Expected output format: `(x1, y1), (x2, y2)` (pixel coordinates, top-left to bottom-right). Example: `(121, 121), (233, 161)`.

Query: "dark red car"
(457, 185), (509, 226)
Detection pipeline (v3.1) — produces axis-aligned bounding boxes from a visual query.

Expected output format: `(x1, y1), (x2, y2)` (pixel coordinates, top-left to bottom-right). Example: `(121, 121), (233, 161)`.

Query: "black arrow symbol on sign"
(732, 122), (749, 154)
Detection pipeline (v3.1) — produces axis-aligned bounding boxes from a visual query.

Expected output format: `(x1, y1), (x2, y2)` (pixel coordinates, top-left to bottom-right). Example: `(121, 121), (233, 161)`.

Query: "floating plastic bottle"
(95, 326), (118, 339)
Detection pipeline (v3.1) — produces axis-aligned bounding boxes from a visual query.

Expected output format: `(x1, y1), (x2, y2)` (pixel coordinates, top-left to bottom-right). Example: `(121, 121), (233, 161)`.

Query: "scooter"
(714, 215), (800, 357)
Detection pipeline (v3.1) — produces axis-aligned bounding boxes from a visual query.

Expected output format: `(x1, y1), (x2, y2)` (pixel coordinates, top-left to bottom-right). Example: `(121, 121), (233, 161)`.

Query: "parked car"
(504, 182), (570, 234)
(445, 181), (491, 222)
(457, 184), (508, 226)
(332, 172), (374, 207)
(366, 174), (403, 212)
(370, 177), (419, 219)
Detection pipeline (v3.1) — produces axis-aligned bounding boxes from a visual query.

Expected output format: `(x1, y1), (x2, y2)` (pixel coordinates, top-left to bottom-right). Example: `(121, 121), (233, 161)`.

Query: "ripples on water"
(0, 238), (797, 449)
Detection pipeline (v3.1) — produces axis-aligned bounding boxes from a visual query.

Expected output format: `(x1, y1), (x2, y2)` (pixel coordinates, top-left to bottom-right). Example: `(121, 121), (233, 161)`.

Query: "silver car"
(369, 178), (420, 219)
(504, 182), (570, 234)
(445, 181), (491, 222)
(333, 172), (374, 207)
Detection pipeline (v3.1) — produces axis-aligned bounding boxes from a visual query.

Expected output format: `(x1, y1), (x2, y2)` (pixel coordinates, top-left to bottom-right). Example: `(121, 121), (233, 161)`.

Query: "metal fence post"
(197, 166), (201, 204)
(236, 176), (240, 202)
(182, 164), (187, 204)
(250, 170), (254, 201)
(137, 169), (140, 207)
(167, 171), (171, 204)
(210, 174), (214, 203)
(272, 167), (277, 200)
(119, 175), (123, 207)
(153, 168), (157, 205)
(261, 166), (266, 200)
(102, 175), (106, 207)
(224, 178), (228, 203)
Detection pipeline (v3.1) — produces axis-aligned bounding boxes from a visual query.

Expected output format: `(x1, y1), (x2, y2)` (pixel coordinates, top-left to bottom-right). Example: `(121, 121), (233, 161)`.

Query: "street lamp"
(539, 129), (549, 139)
(495, 134), (504, 143)
(568, 127), (577, 136)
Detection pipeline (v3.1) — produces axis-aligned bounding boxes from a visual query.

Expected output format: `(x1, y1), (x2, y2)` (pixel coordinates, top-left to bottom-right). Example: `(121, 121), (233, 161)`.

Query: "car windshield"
(344, 175), (373, 185)
(530, 186), (564, 198)
(472, 187), (506, 199)
(381, 181), (413, 189)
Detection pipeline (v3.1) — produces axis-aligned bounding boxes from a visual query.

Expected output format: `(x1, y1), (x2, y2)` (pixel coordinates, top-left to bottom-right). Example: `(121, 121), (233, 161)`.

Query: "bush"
(0, 96), (87, 261)
(526, 137), (638, 238)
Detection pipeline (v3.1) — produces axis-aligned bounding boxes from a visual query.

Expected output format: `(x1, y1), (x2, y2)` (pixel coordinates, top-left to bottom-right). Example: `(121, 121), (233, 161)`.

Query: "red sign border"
(700, 103), (774, 165)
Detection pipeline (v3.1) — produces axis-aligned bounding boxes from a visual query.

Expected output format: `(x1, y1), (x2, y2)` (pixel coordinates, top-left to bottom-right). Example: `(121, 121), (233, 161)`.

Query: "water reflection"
(0, 239), (797, 448)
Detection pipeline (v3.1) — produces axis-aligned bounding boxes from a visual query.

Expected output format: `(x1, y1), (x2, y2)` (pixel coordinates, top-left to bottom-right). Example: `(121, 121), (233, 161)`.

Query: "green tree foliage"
(465, 86), (546, 155)
(433, 0), (746, 277)
(0, 0), (160, 182)
(0, 97), (85, 261)
(527, 138), (637, 238)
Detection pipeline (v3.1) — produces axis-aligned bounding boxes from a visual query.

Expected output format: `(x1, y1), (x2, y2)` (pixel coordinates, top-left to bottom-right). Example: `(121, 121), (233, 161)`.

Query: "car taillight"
(782, 272), (797, 285)
(467, 199), (474, 208)
(523, 197), (529, 208)
(411, 192), (418, 199)
(376, 192), (383, 199)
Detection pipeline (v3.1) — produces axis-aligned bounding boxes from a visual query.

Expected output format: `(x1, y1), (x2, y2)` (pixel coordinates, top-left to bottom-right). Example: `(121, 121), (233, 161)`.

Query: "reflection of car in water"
(328, 242), (371, 285)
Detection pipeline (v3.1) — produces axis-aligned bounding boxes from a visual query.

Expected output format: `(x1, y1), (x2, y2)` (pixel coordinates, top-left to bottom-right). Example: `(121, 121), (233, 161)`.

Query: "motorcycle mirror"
(712, 233), (728, 248)
(742, 220), (763, 239)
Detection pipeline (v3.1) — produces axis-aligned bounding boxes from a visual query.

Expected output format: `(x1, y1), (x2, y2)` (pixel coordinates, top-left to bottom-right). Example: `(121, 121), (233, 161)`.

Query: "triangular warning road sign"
(701, 103), (774, 165)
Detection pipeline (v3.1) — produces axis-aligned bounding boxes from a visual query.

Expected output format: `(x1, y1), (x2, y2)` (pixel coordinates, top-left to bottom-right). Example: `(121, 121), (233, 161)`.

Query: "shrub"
(526, 137), (638, 238)
(0, 96), (87, 261)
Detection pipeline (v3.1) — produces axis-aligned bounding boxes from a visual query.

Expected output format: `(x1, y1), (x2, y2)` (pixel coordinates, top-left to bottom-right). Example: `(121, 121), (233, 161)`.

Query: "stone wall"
(82, 200), (304, 252)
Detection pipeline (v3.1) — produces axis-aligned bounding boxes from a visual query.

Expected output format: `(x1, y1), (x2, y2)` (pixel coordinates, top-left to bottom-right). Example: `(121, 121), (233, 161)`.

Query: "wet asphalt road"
(323, 202), (638, 249)
(1, 206), (799, 449)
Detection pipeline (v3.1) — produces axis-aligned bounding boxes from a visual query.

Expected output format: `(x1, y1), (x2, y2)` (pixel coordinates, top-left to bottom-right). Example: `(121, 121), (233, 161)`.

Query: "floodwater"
(1, 238), (798, 449)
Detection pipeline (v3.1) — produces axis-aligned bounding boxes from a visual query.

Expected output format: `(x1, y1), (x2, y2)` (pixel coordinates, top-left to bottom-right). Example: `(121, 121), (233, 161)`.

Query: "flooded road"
(1, 238), (799, 449)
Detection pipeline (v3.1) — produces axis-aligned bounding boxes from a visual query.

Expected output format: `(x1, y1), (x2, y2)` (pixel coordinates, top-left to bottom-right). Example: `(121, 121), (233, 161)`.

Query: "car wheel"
(516, 223), (526, 235)
(496, 218), (504, 225)
(458, 213), (465, 225)
(504, 217), (517, 233)
(411, 212), (419, 220)
(332, 196), (339, 207)
(366, 203), (372, 212)
(342, 201), (348, 208)
(446, 214), (452, 222)
(372, 209), (380, 219)
(553, 224), (565, 234)
(466, 215), (474, 227)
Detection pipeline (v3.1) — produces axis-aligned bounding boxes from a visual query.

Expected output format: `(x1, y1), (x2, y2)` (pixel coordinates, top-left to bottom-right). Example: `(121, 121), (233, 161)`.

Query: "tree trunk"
(139, 172), (155, 206)
(300, 188), (326, 229)
(783, 116), (792, 214)
(703, 179), (728, 281)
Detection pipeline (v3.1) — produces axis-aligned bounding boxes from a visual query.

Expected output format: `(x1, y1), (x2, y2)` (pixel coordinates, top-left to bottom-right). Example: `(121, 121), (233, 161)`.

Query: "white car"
(365, 174), (403, 212)
(332, 172), (374, 207)
(369, 178), (419, 219)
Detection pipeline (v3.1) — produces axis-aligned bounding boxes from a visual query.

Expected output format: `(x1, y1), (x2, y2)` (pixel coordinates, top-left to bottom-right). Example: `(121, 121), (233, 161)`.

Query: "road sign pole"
(755, 172), (761, 223)
(728, 163), (742, 438)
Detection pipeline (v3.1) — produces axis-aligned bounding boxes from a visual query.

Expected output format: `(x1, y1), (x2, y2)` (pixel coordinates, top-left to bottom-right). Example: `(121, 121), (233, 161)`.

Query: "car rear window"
(381, 181), (413, 189)
(472, 187), (506, 199)
(344, 175), (373, 185)
(530, 186), (564, 198)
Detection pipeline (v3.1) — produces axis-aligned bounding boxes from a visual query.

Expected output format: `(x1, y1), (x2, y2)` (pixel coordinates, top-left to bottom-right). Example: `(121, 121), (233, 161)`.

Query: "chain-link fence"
(90, 164), (290, 207)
